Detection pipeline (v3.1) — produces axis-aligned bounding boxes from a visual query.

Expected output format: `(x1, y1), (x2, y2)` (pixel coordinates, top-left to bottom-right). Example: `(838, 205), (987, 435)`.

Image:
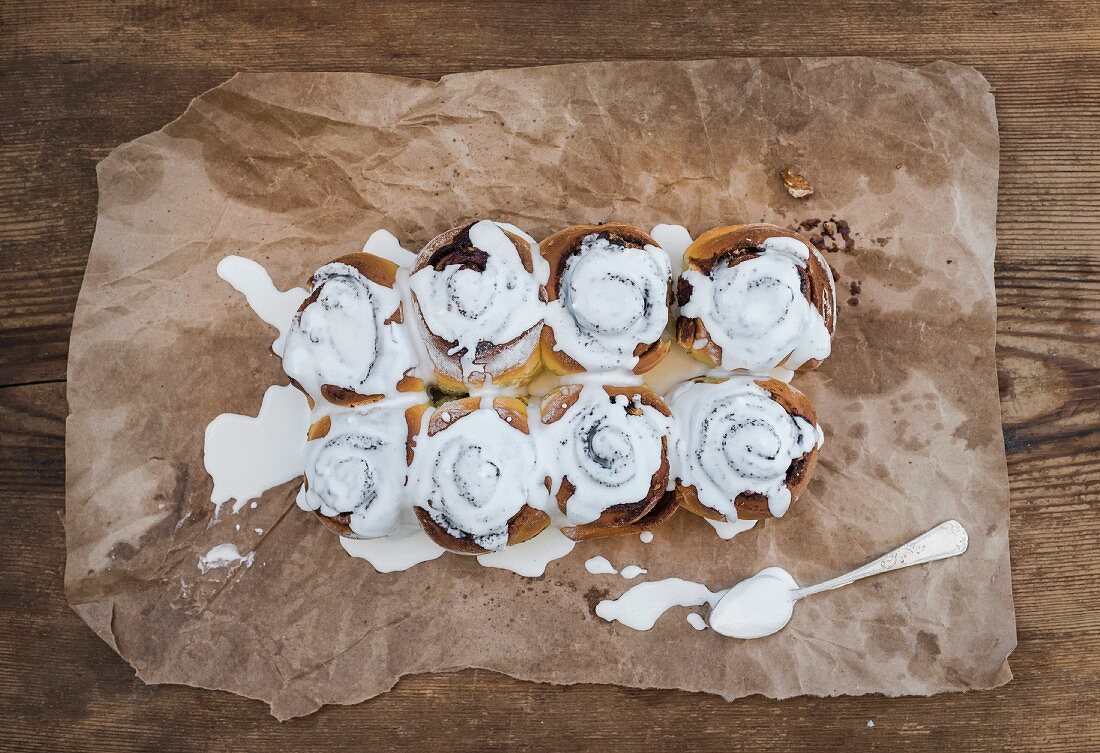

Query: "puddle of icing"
(705, 517), (758, 540)
(477, 524), (576, 577)
(340, 526), (446, 573)
(204, 384), (310, 514)
(585, 555), (618, 575)
(686, 612), (707, 631)
(639, 531), (654, 544)
(620, 565), (647, 580)
(595, 578), (725, 631)
(198, 543), (254, 573)
(216, 255), (307, 356)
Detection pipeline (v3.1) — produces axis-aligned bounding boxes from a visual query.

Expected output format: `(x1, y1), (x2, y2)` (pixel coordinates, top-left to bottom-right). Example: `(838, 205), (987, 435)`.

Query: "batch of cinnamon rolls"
(283, 219), (837, 554)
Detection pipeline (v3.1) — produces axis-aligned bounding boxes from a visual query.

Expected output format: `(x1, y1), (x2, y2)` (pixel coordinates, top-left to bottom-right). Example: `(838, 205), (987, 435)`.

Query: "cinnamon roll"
(283, 252), (422, 408)
(539, 383), (677, 540)
(411, 396), (549, 554)
(669, 375), (823, 522)
(540, 223), (672, 375)
(297, 401), (429, 539)
(677, 224), (836, 372)
(408, 221), (546, 394)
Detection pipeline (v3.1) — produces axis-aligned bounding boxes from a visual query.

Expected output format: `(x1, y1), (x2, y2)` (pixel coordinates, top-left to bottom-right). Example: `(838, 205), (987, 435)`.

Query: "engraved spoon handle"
(790, 520), (969, 601)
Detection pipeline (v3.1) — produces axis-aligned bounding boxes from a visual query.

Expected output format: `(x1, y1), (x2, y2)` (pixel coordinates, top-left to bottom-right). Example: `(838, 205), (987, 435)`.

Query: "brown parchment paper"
(65, 58), (1015, 720)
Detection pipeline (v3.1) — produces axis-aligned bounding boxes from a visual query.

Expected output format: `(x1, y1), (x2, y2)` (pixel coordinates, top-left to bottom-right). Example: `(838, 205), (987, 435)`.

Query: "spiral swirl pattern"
(283, 261), (417, 403)
(409, 221), (544, 382)
(669, 377), (821, 519)
(680, 235), (831, 371)
(544, 234), (670, 371)
(297, 408), (410, 538)
(412, 406), (539, 551)
(540, 384), (671, 525)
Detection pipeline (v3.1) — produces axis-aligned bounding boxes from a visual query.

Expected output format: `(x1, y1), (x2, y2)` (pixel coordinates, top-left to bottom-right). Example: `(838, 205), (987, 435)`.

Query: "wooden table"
(2, 2), (1097, 750)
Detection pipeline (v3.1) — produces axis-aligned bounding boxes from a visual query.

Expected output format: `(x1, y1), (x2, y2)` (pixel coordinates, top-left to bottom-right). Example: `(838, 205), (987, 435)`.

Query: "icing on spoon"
(709, 520), (969, 638)
(596, 521), (969, 636)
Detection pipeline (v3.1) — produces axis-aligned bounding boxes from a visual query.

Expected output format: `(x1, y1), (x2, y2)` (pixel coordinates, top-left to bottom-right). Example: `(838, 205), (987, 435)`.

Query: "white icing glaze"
(585, 555), (618, 574)
(204, 384), (311, 514)
(410, 403), (540, 552)
(543, 233), (670, 371)
(639, 531), (654, 543)
(297, 405), (417, 538)
(669, 376), (819, 518)
(340, 520), (446, 573)
(477, 522), (575, 576)
(680, 235), (832, 371)
(282, 261), (418, 404)
(409, 220), (544, 384)
(537, 383), (672, 525)
(708, 566), (798, 638)
(686, 612), (708, 630)
(595, 578), (724, 631)
(705, 517), (758, 540)
(216, 255), (307, 356)
(620, 564), (647, 580)
(198, 543), (254, 573)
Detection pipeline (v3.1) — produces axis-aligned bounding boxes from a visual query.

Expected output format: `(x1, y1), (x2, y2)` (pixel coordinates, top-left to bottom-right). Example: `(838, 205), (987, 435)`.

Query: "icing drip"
(298, 406), (415, 538)
(363, 228), (416, 268)
(215, 255), (307, 356)
(669, 377), (820, 518)
(409, 220), (544, 383)
(649, 224), (693, 280)
(680, 236), (832, 371)
(411, 405), (539, 551)
(282, 261), (418, 404)
(544, 233), (671, 371)
(705, 517), (758, 540)
(538, 383), (671, 525)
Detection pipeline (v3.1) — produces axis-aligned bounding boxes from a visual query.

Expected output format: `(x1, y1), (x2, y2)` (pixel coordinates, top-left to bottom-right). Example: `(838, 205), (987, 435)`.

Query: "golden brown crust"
(414, 395), (549, 553)
(307, 401), (427, 539)
(412, 223), (545, 394)
(674, 376), (820, 522)
(539, 223), (672, 376)
(540, 383), (675, 540)
(675, 224), (835, 371)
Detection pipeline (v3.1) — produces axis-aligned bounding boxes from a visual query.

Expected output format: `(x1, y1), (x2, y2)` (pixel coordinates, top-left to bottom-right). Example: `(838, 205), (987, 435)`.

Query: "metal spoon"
(709, 520), (970, 638)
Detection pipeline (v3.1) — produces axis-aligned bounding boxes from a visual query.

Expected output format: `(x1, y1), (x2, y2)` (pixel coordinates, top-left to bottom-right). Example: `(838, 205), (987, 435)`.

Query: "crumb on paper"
(867, 720), (875, 728)
(798, 216), (855, 253)
(781, 168), (814, 198)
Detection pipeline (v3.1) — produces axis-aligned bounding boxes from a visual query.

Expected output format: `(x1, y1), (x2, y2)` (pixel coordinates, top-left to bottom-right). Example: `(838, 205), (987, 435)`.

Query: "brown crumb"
(848, 297), (859, 306)
(849, 281), (861, 295)
(797, 216), (857, 253)
(781, 168), (814, 199)
(583, 587), (610, 615)
(946, 259), (953, 264)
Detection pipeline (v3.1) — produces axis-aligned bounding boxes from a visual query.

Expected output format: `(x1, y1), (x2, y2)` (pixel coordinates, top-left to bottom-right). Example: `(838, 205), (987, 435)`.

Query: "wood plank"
(1, 0), (1098, 750)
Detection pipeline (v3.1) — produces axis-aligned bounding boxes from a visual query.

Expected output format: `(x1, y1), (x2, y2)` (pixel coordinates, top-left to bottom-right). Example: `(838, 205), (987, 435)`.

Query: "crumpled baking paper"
(66, 58), (1015, 719)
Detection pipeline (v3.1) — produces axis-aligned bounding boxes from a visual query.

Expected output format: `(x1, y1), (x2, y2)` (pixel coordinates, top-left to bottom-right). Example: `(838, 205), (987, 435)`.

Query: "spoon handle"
(791, 520), (969, 600)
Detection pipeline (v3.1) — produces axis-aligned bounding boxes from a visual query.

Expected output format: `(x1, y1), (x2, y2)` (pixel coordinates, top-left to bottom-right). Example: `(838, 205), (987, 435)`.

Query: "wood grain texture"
(1, 1), (1098, 750)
